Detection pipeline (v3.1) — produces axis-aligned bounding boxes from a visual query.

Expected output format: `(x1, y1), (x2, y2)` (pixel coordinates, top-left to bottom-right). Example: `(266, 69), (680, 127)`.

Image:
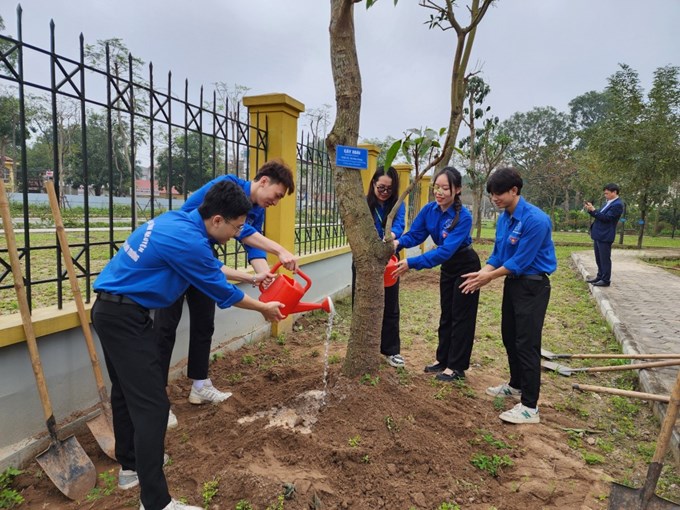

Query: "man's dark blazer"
(588, 197), (624, 243)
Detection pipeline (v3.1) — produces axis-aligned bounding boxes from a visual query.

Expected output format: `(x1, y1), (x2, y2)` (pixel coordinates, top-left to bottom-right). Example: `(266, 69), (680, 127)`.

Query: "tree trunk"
(474, 185), (483, 240)
(637, 192), (647, 249)
(327, 0), (392, 377)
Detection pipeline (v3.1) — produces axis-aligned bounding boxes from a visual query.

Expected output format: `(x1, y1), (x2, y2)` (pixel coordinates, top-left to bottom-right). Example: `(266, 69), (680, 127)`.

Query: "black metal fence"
(295, 131), (345, 255)
(0, 6), (267, 313)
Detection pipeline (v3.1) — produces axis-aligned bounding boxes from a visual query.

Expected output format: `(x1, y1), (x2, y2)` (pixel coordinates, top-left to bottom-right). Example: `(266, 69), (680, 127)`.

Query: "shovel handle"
(639, 369), (680, 505)
(45, 182), (110, 409)
(0, 180), (55, 424)
(560, 353), (680, 360)
(579, 360), (680, 373)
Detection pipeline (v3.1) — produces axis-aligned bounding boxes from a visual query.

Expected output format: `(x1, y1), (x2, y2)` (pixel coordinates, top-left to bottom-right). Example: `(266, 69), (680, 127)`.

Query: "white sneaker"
(485, 383), (522, 400)
(499, 403), (540, 424)
(385, 354), (405, 368)
(188, 381), (232, 405)
(119, 454), (170, 490)
(140, 499), (203, 510)
(167, 409), (178, 430)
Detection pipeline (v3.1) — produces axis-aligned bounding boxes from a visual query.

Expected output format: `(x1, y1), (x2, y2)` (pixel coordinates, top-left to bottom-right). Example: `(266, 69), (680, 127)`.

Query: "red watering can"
(259, 262), (332, 318)
(384, 255), (399, 288)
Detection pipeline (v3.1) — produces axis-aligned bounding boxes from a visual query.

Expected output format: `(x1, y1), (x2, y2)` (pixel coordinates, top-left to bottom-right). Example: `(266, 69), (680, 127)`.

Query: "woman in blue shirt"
(352, 166), (406, 367)
(392, 167), (481, 381)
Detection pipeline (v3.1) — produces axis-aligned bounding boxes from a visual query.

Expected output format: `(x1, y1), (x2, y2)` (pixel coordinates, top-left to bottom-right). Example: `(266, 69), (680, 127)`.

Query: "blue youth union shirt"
(93, 209), (245, 309)
(397, 202), (473, 270)
(183, 175), (267, 261)
(487, 196), (557, 276)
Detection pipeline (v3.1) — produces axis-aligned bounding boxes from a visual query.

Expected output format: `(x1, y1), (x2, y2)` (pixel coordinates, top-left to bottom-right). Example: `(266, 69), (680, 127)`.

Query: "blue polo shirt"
(373, 202), (406, 240)
(93, 209), (245, 309)
(487, 196), (557, 276)
(183, 175), (267, 261)
(397, 202), (473, 270)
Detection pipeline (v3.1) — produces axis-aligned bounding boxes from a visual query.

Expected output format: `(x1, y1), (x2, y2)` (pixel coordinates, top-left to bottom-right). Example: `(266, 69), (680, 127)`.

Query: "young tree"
(327, 0), (494, 376)
(421, 0), (496, 171)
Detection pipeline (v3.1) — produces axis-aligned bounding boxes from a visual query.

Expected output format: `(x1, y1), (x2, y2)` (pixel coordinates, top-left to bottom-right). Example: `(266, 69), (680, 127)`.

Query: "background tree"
(29, 95), (80, 197)
(589, 64), (680, 248)
(85, 38), (147, 196)
(500, 106), (574, 209)
(214, 82), (250, 179)
(156, 131), (220, 195)
(458, 76), (509, 239)
(65, 112), (129, 195)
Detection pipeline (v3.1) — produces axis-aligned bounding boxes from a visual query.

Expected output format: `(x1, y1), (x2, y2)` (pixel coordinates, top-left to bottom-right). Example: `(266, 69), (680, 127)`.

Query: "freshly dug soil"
(14, 270), (615, 509)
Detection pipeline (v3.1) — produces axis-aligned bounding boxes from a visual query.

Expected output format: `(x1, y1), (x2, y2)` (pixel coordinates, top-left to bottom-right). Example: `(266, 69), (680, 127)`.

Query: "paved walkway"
(571, 248), (680, 456)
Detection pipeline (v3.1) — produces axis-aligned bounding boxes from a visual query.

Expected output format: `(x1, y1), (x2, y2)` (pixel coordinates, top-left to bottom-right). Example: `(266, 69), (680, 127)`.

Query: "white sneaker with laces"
(485, 383), (522, 399)
(188, 381), (232, 404)
(119, 454), (170, 490)
(167, 409), (178, 430)
(140, 499), (203, 510)
(385, 354), (405, 368)
(499, 403), (540, 424)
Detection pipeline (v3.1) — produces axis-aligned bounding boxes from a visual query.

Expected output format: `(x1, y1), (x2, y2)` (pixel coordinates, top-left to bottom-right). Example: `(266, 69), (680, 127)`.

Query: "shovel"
(0, 180), (96, 500)
(542, 349), (680, 361)
(46, 181), (116, 460)
(608, 368), (680, 509)
(542, 359), (680, 377)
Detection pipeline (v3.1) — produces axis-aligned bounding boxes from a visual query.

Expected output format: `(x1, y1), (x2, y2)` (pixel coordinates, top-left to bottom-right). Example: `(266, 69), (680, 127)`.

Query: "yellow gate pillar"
(358, 143), (380, 194)
(393, 163), (412, 224)
(419, 175), (433, 253)
(243, 93), (305, 337)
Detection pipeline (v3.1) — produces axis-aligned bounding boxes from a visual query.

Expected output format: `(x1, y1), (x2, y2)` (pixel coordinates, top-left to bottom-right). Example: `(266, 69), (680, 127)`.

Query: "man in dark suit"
(584, 183), (624, 287)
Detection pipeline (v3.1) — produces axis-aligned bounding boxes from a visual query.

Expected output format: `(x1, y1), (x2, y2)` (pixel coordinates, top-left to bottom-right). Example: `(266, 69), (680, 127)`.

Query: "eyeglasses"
(375, 184), (392, 194)
(431, 184), (451, 195)
(227, 219), (244, 235)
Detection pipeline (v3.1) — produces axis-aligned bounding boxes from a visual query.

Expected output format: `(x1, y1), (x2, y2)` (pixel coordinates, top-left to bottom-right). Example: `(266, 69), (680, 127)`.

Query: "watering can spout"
(292, 296), (333, 315)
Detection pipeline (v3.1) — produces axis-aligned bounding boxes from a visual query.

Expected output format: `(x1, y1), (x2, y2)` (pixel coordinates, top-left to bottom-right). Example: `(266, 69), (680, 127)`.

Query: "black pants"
(154, 285), (216, 386)
(351, 262), (401, 356)
(501, 277), (551, 409)
(91, 299), (171, 510)
(437, 247), (481, 371)
(593, 240), (613, 283)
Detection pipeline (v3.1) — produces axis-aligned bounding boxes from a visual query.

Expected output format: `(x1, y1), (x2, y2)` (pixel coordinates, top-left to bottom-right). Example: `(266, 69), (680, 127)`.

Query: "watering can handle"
(261, 262), (312, 292)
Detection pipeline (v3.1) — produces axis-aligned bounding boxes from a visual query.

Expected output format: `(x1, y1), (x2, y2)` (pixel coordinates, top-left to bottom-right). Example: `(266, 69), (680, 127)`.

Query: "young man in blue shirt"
(92, 181), (284, 510)
(460, 167), (556, 424)
(154, 161), (297, 425)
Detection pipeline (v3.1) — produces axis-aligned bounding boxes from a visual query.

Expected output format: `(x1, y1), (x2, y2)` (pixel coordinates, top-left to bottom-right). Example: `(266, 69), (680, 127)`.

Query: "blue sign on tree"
(335, 145), (368, 170)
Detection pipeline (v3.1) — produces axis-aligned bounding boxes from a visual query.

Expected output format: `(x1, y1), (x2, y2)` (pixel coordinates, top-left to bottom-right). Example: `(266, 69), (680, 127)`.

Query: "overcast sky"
(3, 0), (679, 142)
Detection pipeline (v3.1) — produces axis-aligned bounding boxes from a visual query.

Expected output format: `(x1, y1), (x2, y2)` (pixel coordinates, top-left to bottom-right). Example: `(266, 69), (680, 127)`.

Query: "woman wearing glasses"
(392, 167), (481, 381)
(352, 166), (406, 368)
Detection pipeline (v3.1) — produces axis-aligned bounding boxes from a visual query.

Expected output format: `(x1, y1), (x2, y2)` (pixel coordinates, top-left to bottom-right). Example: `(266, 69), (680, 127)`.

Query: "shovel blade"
(608, 482), (680, 510)
(86, 413), (116, 460)
(540, 359), (573, 376)
(36, 434), (96, 501)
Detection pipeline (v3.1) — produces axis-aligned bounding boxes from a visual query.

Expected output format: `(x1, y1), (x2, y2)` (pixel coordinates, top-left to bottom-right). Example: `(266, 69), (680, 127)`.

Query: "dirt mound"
(14, 271), (615, 509)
